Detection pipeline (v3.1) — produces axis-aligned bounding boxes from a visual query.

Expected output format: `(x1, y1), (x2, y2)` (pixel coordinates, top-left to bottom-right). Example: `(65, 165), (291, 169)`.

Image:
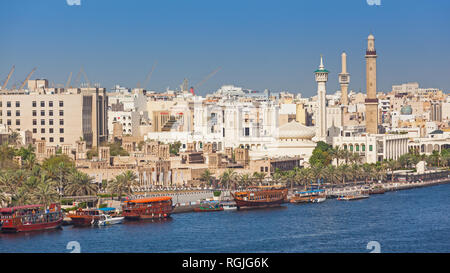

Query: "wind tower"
(365, 34), (378, 134)
(315, 55), (328, 139)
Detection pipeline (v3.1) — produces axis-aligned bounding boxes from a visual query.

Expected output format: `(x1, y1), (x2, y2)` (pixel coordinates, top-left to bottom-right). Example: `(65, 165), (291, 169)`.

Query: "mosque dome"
(400, 105), (413, 115)
(277, 121), (316, 140)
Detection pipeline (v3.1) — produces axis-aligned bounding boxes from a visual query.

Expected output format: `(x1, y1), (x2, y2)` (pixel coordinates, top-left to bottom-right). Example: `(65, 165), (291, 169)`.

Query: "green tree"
(66, 171), (98, 196)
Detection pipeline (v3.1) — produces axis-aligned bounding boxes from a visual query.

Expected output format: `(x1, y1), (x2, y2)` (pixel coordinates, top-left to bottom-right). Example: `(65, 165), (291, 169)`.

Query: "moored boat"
(232, 186), (288, 210)
(290, 189), (326, 204)
(122, 196), (173, 220)
(337, 194), (370, 201)
(92, 214), (124, 226)
(0, 203), (63, 233)
(194, 201), (224, 212)
(67, 208), (102, 227)
(221, 201), (237, 210)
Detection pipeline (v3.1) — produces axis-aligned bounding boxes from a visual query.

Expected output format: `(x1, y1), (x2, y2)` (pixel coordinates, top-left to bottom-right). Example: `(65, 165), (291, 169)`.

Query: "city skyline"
(1, 0), (450, 96)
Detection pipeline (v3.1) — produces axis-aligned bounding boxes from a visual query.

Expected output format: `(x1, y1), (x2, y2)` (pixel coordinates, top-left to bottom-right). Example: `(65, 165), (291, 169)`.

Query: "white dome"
(277, 121), (316, 140)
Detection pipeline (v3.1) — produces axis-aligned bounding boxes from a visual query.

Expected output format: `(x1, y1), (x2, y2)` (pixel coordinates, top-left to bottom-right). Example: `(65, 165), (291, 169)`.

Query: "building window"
(40, 101), (45, 107)
(49, 119), (53, 125)
(59, 119), (64, 125)
(244, 127), (250, 136)
(15, 101), (20, 107)
(60, 137), (64, 143)
(32, 119), (37, 125)
(7, 110), (11, 116)
(41, 119), (45, 125)
(7, 119), (11, 125)
(32, 110), (37, 116)
(49, 128), (54, 133)
(15, 110), (20, 116)
(33, 128), (37, 134)
(59, 110), (64, 116)
(41, 128), (45, 133)
(356, 145), (359, 152)
(49, 110), (53, 116)
(6, 101), (11, 107)
(60, 128), (64, 133)
(15, 119), (20, 126)
(41, 110), (45, 116)
(369, 145), (373, 152)
(59, 101), (63, 107)
(49, 101), (53, 107)
(32, 101), (36, 107)
(362, 145), (366, 152)
(49, 137), (54, 143)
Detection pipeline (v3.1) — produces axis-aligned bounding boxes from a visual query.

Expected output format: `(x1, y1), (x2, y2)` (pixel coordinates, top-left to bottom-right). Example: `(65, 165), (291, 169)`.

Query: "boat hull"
(234, 198), (285, 210)
(124, 213), (171, 220)
(69, 216), (100, 227)
(96, 217), (124, 226)
(1, 218), (63, 233)
(193, 208), (224, 212)
(232, 188), (288, 210)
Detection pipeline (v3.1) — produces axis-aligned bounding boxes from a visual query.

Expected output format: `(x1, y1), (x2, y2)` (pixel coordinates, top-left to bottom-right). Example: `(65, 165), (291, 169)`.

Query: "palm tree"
(33, 177), (59, 206)
(337, 164), (350, 185)
(271, 171), (283, 186)
(121, 170), (139, 195)
(238, 173), (252, 188)
(284, 169), (297, 191)
(385, 160), (399, 182)
(323, 165), (339, 186)
(219, 169), (236, 190)
(295, 168), (312, 189)
(200, 169), (214, 188)
(252, 172), (266, 186)
(0, 143), (17, 169)
(65, 171), (98, 196)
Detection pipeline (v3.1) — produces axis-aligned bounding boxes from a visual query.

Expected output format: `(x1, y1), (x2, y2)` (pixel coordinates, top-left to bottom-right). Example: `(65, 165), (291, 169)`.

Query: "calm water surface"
(1, 184), (449, 253)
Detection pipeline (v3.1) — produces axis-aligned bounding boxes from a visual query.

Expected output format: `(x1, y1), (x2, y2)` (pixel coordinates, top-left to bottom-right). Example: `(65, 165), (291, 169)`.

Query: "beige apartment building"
(0, 88), (108, 148)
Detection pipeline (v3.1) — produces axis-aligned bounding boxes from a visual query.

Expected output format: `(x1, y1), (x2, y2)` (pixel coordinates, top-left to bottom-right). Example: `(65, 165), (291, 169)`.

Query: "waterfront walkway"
(325, 177), (450, 197)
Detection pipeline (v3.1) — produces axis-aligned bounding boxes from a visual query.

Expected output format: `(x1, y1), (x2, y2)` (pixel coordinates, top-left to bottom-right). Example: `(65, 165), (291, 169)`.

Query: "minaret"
(315, 55), (328, 139)
(365, 34), (378, 134)
(338, 52), (350, 107)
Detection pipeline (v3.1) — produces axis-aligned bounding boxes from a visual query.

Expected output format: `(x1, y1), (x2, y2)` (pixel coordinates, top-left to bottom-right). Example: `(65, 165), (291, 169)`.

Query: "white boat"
(311, 196), (326, 203)
(92, 214), (124, 226)
(221, 201), (237, 210)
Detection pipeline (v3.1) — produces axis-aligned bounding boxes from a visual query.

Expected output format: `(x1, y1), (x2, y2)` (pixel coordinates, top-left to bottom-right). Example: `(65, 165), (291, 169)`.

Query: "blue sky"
(0, 0), (449, 97)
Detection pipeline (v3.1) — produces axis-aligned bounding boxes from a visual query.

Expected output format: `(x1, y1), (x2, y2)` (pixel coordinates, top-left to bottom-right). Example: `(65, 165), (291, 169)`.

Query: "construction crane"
(137, 61), (157, 89)
(1, 65), (15, 90)
(80, 67), (90, 88)
(65, 72), (73, 89)
(190, 67), (221, 95)
(19, 67), (36, 90)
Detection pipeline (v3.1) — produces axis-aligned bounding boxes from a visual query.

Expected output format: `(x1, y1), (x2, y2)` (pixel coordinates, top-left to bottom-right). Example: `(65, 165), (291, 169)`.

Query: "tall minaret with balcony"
(339, 52), (350, 108)
(365, 34), (378, 134)
(315, 55), (328, 139)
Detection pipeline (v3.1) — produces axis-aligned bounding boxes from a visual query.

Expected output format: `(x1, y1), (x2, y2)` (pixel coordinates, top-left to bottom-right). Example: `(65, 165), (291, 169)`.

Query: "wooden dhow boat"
(232, 186), (288, 210)
(122, 196), (173, 220)
(0, 203), (63, 233)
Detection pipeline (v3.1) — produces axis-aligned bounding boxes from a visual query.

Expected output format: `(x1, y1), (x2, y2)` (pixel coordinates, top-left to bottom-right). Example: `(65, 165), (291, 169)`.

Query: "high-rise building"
(338, 52), (350, 106)
(0, 87), (108, 149)
(315, 55), (328, 139)
(365, 34), (379, 134)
